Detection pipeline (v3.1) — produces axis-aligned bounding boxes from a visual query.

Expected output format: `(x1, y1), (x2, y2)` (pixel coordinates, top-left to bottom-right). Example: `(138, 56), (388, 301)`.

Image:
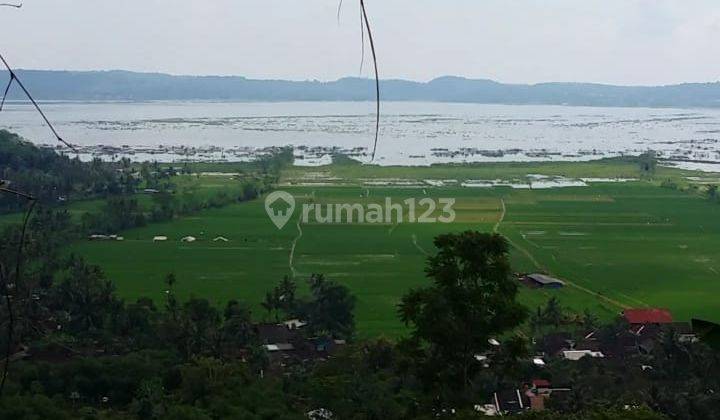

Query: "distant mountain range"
(4, 70), (720, 108)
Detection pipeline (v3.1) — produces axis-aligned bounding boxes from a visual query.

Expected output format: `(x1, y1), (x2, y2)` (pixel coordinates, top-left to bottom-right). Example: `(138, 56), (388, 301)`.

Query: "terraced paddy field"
(66, 161), (720, 337)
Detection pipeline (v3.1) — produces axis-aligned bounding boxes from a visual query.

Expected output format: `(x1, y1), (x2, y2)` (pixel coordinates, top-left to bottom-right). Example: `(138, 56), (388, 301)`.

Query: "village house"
(254, 321), (346, 374)
(562, 350), (605, 361)
(522, 273), (565, 289)
(623, 308), (673, 326)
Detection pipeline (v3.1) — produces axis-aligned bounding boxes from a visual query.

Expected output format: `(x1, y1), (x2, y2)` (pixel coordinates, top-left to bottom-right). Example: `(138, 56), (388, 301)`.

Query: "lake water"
(2, 101), (720, 169)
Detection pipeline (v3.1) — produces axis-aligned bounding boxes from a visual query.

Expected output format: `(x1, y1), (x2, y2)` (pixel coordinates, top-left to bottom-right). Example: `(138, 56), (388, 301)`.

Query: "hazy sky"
(1, 0), (720, 85)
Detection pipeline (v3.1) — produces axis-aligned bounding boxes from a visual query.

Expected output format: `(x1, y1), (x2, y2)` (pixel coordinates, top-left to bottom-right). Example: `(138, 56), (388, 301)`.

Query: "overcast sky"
(1, 0), (719, 85)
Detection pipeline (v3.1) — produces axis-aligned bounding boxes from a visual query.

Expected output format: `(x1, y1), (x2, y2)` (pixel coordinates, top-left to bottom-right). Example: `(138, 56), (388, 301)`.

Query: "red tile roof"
(623, 308), (673, 324)
(532, 379), (551, 388)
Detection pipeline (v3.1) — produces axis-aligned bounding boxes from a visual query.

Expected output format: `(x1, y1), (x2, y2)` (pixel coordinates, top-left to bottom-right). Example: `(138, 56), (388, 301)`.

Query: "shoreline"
(39, 143), (720, 173)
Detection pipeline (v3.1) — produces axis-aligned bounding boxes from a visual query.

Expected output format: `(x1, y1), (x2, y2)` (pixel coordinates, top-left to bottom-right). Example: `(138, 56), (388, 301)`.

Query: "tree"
(543, 296), (564, 327)
(109, 297), (159, 346)
(300, 274), (356, 340)
(221, 300), (254, 351)
(582, 308), (599, 332)
(180, 298), (221, 357)
(140, 162), (154, 188)
(491, 334), (530, 388)
(151, 190), (177, 222)
(165, 273), (179, 321)
(306, 342), (408, 419)
(516, 407), (669, 420)
(398, 231), (527, 403)
(262, 275), (298, 322)
(706, 184), (718, 202)
(277, 275), (297, 315)
(0, 395), (74, 419)
(261, 290), (280, 321)
(50, 256), (119, 334)
(132, 377), (166, 420)
(638, 150), (658, 177)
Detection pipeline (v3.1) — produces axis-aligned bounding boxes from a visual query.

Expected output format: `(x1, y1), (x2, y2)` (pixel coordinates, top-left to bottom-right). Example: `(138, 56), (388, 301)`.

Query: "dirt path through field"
(411, 234), (430, 256)
(495, 197), (631, 310)
(289, 220), (303, 277)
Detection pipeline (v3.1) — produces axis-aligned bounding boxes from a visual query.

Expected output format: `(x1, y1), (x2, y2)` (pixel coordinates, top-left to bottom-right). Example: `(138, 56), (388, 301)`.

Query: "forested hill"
(5, 70), (720, 108)
(0, 130), (120, 212)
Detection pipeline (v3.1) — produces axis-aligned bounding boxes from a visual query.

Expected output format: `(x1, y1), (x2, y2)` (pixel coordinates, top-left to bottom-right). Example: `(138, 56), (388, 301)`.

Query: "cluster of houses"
(233, 319), (347, 376)
(478, 308), (697, 416)
(248, 319), (349, 420)
(250, 307), (697, 417)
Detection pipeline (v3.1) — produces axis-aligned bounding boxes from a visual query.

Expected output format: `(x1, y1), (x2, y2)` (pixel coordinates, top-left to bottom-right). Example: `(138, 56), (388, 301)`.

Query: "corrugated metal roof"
(264, 343), (295, 352)
(562, 350), (605, 360)
(526, 274), (565, 285)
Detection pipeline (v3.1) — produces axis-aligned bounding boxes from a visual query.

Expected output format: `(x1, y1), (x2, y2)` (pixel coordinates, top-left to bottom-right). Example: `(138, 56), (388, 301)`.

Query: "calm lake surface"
(2, 101), (720, 169)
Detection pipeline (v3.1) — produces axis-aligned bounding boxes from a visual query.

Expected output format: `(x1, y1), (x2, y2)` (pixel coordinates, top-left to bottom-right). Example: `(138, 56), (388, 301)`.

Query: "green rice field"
(63, 160), (720, 337)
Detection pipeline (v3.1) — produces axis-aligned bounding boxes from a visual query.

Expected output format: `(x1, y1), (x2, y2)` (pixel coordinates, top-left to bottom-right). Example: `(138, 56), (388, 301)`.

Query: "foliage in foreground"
(0, 224), (717, 419)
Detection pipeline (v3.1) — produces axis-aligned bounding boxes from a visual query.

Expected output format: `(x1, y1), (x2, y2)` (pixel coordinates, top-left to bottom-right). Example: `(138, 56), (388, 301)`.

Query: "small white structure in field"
(181, 236), (197, 243)
(213, 236), (229, 242)
(116, 237), (125, 241)
(153, 236), (168, 242)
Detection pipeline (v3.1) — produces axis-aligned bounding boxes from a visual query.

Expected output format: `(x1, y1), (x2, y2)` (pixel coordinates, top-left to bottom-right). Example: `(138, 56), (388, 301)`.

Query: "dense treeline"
(0, 128), (290, 237)
(637, 151), (720, 205)
(0, 130), (125, 213)
(0, 219), (357, 418)
(0, 129), (292, 218)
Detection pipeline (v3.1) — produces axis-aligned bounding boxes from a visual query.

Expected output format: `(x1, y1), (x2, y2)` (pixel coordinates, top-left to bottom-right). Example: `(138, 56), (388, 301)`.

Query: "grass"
(3, 159), (715, 337)
(281, 157), (707, 183)
(499, 183), (720, 322)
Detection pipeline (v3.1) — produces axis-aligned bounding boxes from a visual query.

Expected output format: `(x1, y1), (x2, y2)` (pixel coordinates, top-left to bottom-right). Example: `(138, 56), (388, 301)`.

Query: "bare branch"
(0, 186), (35, 201)
(0, 53), (75, 151)
(359, 6), (365, 75)
(0, 74), (13, 112)
(0, 191), (35, 397)
(359, 0), (380, 161)
(0, 3), (22, 8)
